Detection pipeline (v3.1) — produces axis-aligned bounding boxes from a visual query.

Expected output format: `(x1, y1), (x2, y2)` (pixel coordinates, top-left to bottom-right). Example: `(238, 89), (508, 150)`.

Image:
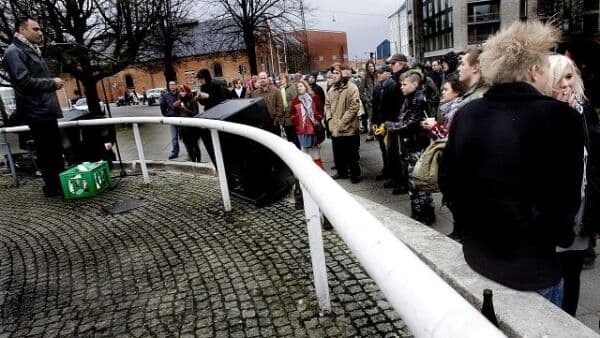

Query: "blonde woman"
(546, 54), (600, 316)
(289, 80), (324, 168)
(440, 21), (586, 306)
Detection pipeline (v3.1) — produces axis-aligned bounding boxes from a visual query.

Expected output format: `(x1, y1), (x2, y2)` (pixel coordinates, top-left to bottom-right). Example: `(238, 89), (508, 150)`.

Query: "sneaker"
(168, 153), (178, 160)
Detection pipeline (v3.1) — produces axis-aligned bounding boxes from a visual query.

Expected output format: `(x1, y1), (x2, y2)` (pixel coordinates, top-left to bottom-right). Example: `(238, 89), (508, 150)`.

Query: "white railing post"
(301, 183), (331, 314)
(210, 129), (231, 212)
(132, 123), (150, 184)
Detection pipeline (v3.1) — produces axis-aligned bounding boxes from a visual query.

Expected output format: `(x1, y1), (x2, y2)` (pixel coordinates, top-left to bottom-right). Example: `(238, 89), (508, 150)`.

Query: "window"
(583, 14), (599, 33)
(332, 55), (337, 61)
(184, 70), (196, 85)
(519, 0), (528, 20)
(213, 63), (223, 78)
(468, 23), (500, 44)
(319, 56), (324, 61)
(124, 74), (134, 88)
(468, 1), (500, 23)
(584, 0), (599, 10)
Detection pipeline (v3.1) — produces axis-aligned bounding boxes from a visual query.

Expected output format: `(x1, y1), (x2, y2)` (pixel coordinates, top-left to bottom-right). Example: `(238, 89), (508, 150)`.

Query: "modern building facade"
(389, 3), (412, 57)
(376, 39), (392, 60)
(389, 0), (544, 58)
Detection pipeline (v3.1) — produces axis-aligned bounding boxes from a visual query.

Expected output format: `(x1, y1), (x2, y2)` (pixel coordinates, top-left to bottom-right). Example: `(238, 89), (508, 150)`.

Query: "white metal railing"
(1, 117), (505, 338)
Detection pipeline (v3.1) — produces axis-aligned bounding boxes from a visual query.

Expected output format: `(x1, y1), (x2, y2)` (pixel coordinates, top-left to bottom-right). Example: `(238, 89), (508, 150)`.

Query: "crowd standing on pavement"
(3, 14), (599, 321)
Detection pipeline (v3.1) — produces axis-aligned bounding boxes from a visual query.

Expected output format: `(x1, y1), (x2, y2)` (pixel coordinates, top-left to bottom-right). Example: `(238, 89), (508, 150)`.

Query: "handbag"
(412, 138), (446, 192)
(313, 121), (326, 144)
(301, 100), (325, 145)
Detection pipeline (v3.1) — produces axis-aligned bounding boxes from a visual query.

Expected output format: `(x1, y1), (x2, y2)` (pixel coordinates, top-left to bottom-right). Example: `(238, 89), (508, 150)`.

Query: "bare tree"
(137, 0), (197, 85)
(204, 0), (306, 75)
(0, 0), (165, 115)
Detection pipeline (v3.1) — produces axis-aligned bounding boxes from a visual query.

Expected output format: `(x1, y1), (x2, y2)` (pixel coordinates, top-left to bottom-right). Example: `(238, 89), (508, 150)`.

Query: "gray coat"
(3, 37), (62, 122)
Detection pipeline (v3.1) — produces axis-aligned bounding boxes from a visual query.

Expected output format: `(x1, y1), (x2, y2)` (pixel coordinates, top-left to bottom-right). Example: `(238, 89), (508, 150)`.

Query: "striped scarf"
(15, 33), (42, 56)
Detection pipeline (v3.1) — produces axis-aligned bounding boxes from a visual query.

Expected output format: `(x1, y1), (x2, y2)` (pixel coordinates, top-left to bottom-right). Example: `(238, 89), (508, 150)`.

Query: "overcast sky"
(304, 0), (401, 59)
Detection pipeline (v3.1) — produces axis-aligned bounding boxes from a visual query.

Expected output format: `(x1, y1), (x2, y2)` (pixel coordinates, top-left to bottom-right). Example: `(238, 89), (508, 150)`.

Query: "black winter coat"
(198, 81), (227, 110)
(439, 82), (585, 290)
(3, 38), (62, 122)
(372, 77), (402, 125)
(396, 89), (430, 153)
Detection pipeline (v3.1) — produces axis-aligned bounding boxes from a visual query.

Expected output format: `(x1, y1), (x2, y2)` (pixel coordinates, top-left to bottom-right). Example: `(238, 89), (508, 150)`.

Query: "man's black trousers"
(28, 119), (64, 192)
(331, 135), (361, 178)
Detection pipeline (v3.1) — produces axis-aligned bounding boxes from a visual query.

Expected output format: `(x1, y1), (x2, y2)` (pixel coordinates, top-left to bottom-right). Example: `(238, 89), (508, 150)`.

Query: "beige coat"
(325, 81), (361, 137)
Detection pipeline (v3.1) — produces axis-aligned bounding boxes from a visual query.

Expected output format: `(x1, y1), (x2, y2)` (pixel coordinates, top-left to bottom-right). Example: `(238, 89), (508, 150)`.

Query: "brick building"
(287, 30), (349, 72)
(62, 19), (272, 105)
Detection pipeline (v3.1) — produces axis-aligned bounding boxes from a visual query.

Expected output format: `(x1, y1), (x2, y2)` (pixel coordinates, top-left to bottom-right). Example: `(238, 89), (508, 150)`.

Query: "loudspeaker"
(198, 98), (295, 206)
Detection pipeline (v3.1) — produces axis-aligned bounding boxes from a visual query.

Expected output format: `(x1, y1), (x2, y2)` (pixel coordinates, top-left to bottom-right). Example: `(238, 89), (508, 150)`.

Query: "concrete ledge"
(353, 194), (599, 338)
(120, 160), (216, 176)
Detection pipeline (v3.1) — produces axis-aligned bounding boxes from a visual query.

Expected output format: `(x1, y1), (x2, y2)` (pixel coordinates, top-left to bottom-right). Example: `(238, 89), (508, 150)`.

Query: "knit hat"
(386, 53), (408, 64)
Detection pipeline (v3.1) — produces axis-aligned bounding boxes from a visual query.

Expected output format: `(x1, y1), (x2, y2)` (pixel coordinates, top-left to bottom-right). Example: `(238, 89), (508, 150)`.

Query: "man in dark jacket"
(160, 81), (180, 159)
(3, 17), (65, 197)
(372, 65), (406, 194)
(308, 72), (325, 113)
(439, 21), (584, 304)
(196, 68), (227, 110)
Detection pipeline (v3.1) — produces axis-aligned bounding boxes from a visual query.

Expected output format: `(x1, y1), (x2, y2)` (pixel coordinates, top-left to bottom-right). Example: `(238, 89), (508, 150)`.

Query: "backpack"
(412, 138), (446, 192)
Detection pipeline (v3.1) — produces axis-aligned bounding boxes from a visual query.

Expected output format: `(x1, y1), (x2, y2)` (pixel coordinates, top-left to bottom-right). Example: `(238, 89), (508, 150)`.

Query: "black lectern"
(198, 98), (294, 206)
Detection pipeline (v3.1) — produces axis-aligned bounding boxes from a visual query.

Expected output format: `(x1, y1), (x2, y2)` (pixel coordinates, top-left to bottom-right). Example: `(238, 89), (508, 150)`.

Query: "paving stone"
(0, 173), (412, 337)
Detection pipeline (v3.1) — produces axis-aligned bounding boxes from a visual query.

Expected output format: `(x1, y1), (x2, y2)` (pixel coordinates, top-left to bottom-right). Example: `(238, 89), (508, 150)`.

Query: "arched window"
(213, 63), (223, 78)
(124, 74), (134, 88)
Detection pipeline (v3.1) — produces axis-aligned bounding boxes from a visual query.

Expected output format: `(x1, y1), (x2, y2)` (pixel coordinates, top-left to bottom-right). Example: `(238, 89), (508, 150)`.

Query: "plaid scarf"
(15, 32), (42, 56)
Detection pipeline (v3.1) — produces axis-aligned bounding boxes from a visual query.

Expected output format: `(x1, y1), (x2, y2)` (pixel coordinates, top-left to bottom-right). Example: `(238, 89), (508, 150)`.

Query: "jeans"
(169, 125), (180, 156)
(537, 279), (564, 307)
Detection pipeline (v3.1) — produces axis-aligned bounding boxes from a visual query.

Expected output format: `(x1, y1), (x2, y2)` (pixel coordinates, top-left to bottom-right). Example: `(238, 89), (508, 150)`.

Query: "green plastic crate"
(59, 161), (112, 200)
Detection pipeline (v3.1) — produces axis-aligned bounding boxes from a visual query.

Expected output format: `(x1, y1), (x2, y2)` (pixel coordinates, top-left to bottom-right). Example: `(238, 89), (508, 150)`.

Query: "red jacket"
(289, 94), (323, 135)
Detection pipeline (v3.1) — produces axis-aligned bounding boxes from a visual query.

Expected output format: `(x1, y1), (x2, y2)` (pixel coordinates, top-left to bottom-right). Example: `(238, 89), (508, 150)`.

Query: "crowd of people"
(4, 14), (599, 319)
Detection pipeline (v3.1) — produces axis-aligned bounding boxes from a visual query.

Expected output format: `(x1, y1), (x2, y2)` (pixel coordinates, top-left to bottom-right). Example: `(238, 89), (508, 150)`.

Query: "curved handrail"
(1, 117), (505, 338)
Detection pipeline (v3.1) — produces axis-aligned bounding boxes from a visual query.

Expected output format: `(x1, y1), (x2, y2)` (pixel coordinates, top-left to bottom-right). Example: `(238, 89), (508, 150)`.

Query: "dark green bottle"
(482, 289), (499, 328)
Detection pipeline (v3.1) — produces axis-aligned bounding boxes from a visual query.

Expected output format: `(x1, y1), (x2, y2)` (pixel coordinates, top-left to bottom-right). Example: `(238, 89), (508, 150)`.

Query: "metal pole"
(132, 123), (149, 184)
(301, 182), (331, 314)
(268, 19), (276, 76)
(210, 129), (231, 212)
(2, 131), (18, 185)
(101, 77), (126, 177)
(300, 0), (310, 72)
(282, 0), (289, 72)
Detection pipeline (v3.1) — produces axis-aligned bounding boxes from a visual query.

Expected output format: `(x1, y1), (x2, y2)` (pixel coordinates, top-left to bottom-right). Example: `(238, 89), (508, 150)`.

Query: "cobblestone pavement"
(0, 172), (412, 337)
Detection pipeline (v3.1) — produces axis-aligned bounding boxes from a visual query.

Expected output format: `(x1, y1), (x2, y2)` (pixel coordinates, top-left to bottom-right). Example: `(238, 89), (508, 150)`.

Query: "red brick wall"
(304, 31), (348, 72)
(61, 50), (272, 105)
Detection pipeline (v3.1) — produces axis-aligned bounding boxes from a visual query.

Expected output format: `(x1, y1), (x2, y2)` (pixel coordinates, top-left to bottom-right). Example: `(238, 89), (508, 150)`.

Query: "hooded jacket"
(197, 69), (226, 110)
